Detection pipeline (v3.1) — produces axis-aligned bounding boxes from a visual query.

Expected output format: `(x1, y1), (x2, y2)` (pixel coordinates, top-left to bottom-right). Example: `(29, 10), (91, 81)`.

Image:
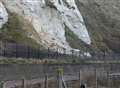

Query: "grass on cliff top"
(0, 12), (40, 48)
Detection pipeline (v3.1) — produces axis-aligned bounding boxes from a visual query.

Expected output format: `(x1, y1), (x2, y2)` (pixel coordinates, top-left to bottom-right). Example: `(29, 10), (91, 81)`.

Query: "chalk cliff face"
(0, 2), (8, 28)
(76, 0), (120, 53)
(0, 0), (91, 53)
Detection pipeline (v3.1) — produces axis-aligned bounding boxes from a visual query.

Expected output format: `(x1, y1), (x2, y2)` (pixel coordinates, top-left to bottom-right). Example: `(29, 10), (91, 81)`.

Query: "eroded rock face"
(0, 0), (91, 53)
(0, 2), (8, 28)
(48, 0), (91, 44)
(76, 0), (120, 53)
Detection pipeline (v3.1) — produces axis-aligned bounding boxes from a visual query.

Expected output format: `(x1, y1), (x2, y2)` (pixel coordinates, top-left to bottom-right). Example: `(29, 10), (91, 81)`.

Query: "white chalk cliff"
(0, 0), (91, 53)
(0, 2), (8, 28)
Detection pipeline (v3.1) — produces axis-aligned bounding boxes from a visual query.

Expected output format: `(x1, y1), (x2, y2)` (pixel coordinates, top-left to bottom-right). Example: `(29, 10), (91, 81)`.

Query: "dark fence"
(1, 65), (120, 88)
(0, 41), (120, 60)
(0, 41), (69, 59)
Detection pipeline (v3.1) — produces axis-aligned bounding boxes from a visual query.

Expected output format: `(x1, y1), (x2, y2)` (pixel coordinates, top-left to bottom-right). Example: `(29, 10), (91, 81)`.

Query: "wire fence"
(0, 41), (120, 60)
(0, 65), (120, 88)
(0, 41), (69, 59)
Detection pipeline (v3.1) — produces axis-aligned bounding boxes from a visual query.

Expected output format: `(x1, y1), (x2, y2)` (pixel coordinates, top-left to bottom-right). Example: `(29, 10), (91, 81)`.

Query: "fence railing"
(1, 67), (120, 88)
(0, 41), (120, 60)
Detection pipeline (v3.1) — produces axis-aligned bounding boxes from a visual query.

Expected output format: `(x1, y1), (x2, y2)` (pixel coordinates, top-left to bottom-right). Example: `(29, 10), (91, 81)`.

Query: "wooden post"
(27, 46), (30, 59)
(0, 41), (2, 56)
(79, 51), (81, 58)
(3, 42), (5, 57)
(56, 48), (59, 59)
(15, 43), (18, 58)
(107, 71), (110, 88)
(0, 81), (4, 88)
(63, 48), (66, 55)
(71, 50), (74, 58)
(57, 68), (64, 88)
(48, 47), (50, 58)
(55, 48), (57, 59)
(95, 69), (98, 88)
(58, 72), (63, 88)
(22, 78), (25, 88)
(79, 70), (81, 87)
(37, 49), (39, 59)
(62, 76), (67, 88)
(44, 74), (48, 88)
